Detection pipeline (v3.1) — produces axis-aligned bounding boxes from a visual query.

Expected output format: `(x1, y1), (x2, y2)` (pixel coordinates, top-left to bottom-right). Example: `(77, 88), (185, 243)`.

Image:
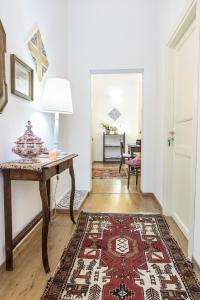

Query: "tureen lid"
(15, 121), (44, 145)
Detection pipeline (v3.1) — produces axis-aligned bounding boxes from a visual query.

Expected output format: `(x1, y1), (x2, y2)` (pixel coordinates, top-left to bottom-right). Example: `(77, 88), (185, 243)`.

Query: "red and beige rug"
(41, 212), (200, 300)
(92, 167), (127, 179)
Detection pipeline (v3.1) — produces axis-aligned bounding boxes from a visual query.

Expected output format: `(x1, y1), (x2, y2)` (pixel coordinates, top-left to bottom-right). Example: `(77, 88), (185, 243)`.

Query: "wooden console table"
(0, 154), (78, 273)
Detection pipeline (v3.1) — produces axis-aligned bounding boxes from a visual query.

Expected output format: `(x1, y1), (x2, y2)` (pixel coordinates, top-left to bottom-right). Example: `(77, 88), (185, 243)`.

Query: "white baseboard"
(172, 212), (189, 239)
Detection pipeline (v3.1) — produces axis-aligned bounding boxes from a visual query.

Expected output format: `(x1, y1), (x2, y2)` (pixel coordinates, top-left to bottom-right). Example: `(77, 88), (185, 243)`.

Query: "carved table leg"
(3, 170), (13, 271)
(69, 163), (76, 224)
(46, 179), (51, 220)
(39, 180), (50, 273)
(136, 168), (139, 186)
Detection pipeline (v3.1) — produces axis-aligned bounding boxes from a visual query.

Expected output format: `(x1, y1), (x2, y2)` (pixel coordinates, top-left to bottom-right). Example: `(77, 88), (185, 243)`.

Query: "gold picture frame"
(11, 54), (34, 101)
(26, 26), (49, 82)
(0, 20), (8, 113)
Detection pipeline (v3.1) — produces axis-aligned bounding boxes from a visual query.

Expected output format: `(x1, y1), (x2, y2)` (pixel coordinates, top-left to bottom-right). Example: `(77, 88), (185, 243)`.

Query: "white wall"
(0, 0), (68, 265)
(91, 73), (142, 162)
(61, 0), (159, 193)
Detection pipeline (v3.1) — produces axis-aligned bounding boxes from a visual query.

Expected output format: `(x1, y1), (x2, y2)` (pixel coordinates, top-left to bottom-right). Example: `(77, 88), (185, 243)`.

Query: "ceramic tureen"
(12, 121), (45, 163)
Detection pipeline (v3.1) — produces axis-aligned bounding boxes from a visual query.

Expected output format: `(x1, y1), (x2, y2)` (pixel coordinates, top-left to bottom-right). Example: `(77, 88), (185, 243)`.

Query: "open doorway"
(91, 70), (143, 192)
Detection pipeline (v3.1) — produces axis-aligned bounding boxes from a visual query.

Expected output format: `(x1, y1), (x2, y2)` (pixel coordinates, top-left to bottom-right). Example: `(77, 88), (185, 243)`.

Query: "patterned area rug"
(92, 167), (127, 179)
(56, 190), (88, 212)
(41, 212), (200, 300)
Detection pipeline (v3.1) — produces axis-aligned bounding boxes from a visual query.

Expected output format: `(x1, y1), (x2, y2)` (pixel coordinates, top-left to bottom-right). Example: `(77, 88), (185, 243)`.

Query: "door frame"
(163, 0), (200, 258)
(90, 68), (144, 188)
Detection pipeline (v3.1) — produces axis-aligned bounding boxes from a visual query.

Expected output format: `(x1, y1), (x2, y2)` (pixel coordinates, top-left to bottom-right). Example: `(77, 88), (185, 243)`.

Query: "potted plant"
(110, 126), (118, 134)
(101, 123), (110, 134)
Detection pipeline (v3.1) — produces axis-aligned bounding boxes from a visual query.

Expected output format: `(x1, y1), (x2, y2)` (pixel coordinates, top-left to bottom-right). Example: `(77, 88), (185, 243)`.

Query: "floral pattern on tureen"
(12, 121), (46, 163)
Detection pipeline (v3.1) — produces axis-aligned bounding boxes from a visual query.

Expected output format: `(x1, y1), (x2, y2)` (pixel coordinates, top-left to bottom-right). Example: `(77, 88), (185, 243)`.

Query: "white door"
(171, 19), (198, 254)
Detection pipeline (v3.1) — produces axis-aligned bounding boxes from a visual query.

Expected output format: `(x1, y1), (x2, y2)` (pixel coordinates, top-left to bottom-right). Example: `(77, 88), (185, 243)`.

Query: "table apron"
(9, 170), (41, 181)
(6, 159), (73, 181)
(43, 159), (72, 180)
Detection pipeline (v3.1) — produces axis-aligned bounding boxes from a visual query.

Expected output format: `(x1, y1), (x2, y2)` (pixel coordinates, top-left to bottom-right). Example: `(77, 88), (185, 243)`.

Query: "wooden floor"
(0, 162), (199, 299)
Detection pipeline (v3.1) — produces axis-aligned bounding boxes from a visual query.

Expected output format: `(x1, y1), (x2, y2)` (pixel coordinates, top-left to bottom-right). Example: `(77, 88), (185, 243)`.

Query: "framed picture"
(0, 20), (8, 113)
(26, 26), (49, 81)
(10, 54), (34, 101)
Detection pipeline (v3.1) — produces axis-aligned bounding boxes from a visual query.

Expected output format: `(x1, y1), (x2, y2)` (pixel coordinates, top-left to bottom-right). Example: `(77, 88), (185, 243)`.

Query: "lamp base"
(53, 113), (68, 157)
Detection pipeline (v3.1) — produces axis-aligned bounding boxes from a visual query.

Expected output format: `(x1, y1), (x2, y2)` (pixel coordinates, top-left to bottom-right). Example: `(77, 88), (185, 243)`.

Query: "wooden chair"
(126, 158), (141, 188)
(119, 141), (131, 173)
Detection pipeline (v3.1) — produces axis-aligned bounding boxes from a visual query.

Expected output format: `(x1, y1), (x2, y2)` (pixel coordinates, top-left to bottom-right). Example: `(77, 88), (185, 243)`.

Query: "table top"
(0, 153), (78, 172)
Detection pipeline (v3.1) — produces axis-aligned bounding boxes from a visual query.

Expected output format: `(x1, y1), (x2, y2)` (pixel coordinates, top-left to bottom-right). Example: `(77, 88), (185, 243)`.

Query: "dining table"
(127, 143), (141, 158)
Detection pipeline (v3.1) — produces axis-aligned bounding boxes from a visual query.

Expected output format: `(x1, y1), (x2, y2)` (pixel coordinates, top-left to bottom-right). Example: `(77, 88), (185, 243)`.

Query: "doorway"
(90, 70), (143, 193)
(164, 1), (199, 257)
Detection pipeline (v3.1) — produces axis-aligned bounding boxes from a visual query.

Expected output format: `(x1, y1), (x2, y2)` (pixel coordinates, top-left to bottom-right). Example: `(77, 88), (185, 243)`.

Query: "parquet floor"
(0, 162), (199, 300)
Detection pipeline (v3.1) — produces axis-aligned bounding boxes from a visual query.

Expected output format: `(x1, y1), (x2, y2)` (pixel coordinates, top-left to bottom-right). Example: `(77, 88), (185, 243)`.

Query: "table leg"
(69, 164), (76, 224)
(131, 149), (134, 159)
(127, 165), (131, 189)
(46, 179), (51, 220)
(3, 170), (13, 271)
(39, 180), (50, 273)
(136, 168), (138, 186)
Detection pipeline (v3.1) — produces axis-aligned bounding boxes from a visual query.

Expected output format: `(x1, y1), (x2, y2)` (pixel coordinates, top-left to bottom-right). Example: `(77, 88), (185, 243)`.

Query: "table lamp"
(42, 78), (73, 154)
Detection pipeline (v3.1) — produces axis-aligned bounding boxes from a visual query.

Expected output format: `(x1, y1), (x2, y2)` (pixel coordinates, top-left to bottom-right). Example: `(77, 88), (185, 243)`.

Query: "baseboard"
(172, 212), (189, 240)
(140, 191), (154, 198)
(153, 194), (163, 212)
(0, 209), (55, 274)
(140, 190), (163, 212)
(139, 191), (190, 241)
(192, 257), (200, 274)
(140, 193), (189, 240)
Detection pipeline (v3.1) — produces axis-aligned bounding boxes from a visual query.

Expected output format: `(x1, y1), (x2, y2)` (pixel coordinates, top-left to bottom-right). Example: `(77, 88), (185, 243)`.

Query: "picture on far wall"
(0, 20), (8, 113)
(26, 26), (49, 81)
(10, 54), (34, 101)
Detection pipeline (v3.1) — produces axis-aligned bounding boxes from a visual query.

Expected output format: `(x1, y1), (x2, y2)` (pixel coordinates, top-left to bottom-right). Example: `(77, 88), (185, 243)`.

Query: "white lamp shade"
(42, 78), (73, 114)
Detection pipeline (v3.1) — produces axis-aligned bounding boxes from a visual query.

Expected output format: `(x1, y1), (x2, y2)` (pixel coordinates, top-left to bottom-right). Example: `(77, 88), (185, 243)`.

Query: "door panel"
(175, 120), (192, 146)
(172, 20), (197, 239)
(174, 26), (196, 121)
(173, 154), (191, 231)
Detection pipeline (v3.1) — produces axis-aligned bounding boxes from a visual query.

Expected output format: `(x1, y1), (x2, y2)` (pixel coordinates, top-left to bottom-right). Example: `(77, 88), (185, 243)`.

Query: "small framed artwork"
(0, 20), (8, 113)
(10, 54), (34, 101)
(26, 26), (49, 81)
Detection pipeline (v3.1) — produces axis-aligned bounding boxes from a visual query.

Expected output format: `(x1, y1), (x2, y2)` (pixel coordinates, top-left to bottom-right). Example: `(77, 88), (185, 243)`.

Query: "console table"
(0, 153), (78, 273)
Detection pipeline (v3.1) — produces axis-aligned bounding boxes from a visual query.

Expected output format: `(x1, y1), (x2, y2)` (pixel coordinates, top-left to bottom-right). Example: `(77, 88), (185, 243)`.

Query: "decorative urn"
(12, 121), (45, 162)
